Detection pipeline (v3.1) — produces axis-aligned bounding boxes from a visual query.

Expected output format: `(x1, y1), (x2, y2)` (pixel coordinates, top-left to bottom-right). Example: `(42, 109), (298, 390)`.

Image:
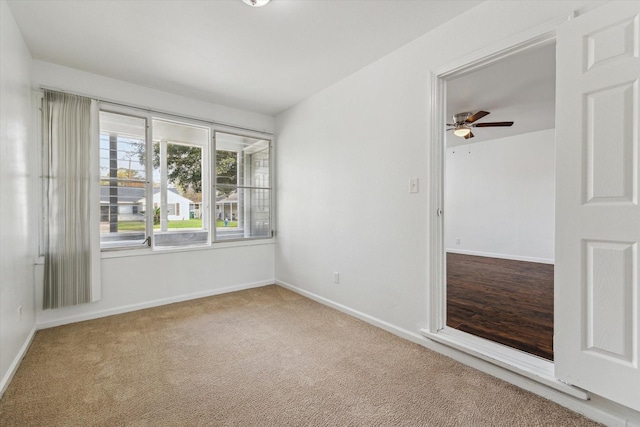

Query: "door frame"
(421, 15), (589, 400)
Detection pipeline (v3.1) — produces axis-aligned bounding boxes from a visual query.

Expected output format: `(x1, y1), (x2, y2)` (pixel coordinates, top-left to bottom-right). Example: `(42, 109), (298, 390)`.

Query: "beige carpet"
(0, 285), (600, 426)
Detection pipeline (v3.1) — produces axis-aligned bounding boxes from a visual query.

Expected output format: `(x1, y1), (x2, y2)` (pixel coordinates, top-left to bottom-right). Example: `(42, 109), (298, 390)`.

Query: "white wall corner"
(0, 326), (37, 399)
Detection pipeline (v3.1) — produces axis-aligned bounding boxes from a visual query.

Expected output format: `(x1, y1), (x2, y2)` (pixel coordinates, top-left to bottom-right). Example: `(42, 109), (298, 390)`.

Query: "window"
(152, 119), (210, 248)
(99, 111), (148, 249)
(97, 107), (271, 251)
(214, 132), (271, 241)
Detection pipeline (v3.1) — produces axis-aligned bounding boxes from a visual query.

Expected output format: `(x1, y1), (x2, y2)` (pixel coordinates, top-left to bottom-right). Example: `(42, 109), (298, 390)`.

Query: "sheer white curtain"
(43, 90), (101, 309)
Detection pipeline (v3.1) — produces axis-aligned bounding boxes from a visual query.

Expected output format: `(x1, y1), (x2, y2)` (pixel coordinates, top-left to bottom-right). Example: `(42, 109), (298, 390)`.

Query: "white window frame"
(213, 130), (273, 243)
(152, 116), (211, 249)
(98, 105), (152, 251)
(36, 95), (274, 256)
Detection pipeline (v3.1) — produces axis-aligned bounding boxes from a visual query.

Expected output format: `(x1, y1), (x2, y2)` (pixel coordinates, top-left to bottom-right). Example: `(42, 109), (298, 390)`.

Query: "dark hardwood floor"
(446, 252), (554, 360)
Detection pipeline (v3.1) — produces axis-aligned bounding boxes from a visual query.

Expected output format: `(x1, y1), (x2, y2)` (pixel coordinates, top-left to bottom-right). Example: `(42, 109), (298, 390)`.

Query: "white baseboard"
(37, 279), (274, 330)
(446, 248), (554, 265)
(275, 279), (635, 427)
(276, 280), (428, 346)
(0, 326), (37, 399)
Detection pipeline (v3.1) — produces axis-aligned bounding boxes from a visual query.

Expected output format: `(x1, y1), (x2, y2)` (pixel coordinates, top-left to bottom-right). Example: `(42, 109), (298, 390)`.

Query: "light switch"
(410, 177), (419, 193)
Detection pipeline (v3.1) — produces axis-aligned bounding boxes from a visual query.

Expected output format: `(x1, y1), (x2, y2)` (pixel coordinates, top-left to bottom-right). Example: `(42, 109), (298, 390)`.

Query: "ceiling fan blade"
(472, 121), (514, 127)
(464, 132), (474, 139)
(465, 111), (490, 123)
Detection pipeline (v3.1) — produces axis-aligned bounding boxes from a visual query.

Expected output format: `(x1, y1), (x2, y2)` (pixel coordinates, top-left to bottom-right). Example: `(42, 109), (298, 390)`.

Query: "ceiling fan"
(447, 111), (514, 139)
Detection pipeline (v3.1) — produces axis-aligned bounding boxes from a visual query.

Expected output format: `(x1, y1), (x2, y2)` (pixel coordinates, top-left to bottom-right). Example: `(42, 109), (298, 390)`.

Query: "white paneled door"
(555, 1), (640, 411)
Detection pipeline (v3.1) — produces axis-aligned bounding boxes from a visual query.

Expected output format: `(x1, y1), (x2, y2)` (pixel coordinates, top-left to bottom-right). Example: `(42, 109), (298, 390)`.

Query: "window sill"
(100, 237), (275, 259)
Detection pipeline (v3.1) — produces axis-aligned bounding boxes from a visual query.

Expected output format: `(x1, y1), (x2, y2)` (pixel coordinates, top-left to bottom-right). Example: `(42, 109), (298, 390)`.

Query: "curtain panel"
(43, 90), (100, 309)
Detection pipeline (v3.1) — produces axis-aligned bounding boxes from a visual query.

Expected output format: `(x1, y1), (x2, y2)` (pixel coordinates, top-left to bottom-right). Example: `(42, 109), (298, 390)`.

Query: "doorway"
(444, 42), (557, 361)
(422, 31), (561, 376)
(423, 2), (640, 408)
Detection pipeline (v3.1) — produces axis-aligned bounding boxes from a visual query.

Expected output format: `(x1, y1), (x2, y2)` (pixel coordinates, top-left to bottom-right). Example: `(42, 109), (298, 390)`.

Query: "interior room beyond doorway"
(444, 42), (556, 361)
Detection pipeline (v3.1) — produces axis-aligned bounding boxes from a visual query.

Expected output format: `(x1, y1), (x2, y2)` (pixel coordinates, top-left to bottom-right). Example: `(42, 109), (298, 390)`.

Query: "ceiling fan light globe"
(453, 127), (471, 137)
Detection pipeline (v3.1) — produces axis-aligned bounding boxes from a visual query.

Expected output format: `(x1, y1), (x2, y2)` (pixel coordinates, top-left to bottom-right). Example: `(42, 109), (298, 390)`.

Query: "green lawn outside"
(216, 220), (238, 227)
(166, 219), (205, 229)
(115, 219), (237, 231)
(116, 221), (146, 231)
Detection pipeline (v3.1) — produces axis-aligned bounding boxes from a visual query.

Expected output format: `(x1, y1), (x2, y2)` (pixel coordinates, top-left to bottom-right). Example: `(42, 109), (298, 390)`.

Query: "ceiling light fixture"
(453, 127), (471, 138)
(447, 111), (514, 139)
(242, 0), (271, 7)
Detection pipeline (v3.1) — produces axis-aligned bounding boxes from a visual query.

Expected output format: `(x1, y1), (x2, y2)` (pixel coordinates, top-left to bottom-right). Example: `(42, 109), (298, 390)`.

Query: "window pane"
(215, 133), (269, 187)
(215, 188), (271, 240)
(152, 120), (209, 248)
(246, 144), (270, 188)
(99, 111), (147, 249)
(246, 187), (271, 238)
(214, 132), (271, 242)
(215, 150), (238, 187)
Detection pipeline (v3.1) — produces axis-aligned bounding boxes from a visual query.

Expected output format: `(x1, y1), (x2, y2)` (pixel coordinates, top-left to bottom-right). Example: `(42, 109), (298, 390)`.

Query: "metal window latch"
(143, 236), (151, 247)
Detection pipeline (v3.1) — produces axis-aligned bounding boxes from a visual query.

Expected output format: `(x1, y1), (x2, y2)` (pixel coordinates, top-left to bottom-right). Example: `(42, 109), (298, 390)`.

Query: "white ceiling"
(8, 0), (483, 116)
(446, 42), (556, 147)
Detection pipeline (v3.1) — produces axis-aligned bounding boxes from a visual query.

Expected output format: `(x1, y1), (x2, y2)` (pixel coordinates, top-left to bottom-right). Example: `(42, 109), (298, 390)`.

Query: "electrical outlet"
(456, 238), (461, 245)
(334, 272), (340, 284)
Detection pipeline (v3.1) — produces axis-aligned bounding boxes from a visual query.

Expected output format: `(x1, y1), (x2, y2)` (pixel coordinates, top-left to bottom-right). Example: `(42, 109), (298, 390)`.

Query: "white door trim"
(424, 14), (587, 398)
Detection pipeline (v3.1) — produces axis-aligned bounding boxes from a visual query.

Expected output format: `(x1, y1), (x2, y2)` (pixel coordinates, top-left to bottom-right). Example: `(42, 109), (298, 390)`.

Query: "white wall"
(32, 61), (274, 135)
(275, 0), (586, 333)
(35, 244), (274, 326)
(30, 61), (276, 327)
(445, 129), (555, 263)
(275, 0), (639, 423)
(0, 0), (36, 394)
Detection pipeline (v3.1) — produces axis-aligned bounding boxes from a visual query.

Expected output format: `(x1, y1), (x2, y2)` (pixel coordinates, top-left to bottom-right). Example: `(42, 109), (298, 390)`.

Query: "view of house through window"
(215, 132), (271, 240)
(99, 111), (148, 249)
(152, 119), (209, 248)
(99, 109), (271, 250)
